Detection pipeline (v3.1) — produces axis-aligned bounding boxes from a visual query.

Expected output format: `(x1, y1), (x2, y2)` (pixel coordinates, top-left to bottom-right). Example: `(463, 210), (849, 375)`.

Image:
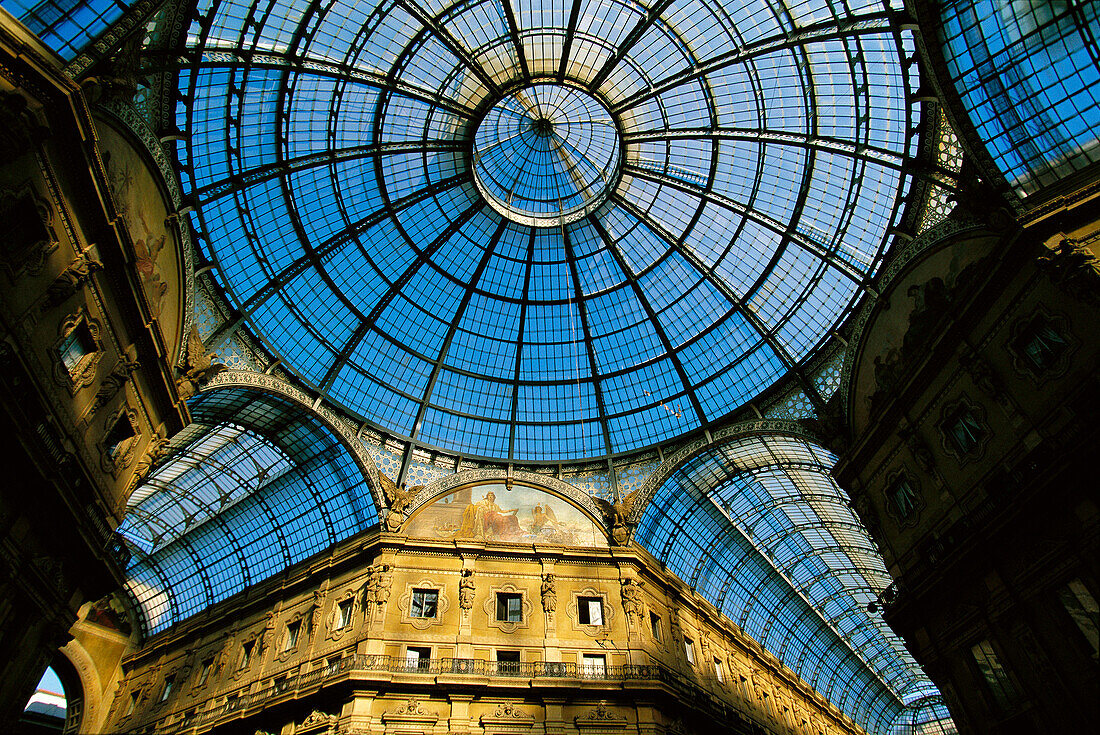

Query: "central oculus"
(472, 84), (620, 227)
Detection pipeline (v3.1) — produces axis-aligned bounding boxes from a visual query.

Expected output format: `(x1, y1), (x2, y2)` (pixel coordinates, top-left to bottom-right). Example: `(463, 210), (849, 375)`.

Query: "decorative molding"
(381, 698), (438, 727)
(52, 309), (104, 392)
(480, 701), (534, 729)
(397, 579), (450, 630)
(100, 405), (140, 475)
(575, 703), (627, 729)
(297, 709), (339, 735)
(482, 582), (532, 634)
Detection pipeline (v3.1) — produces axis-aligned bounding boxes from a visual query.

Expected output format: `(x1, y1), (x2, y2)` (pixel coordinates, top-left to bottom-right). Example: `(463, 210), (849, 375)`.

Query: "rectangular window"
(411, 589), (439, 618)
(272, 675), (289, 694)
(406, 645), (431, 671)
(104, 415), (135, 459)
(970, 640), (1017, 711)
(240, 639), (255, 668)
(887, 475), (920, 521)
(577, 596), (604, 625)
(496, 649), (521, 675)
(160, 675), (174, 702)
(713, 657), (725, 682)
(650, 611), (662, 641)
(57, 323), (95, 375)
(198, 658), (214, 686)
(125, 693), (137, 716)
(336, 598), (353, 628)
(496, 592), (523, 622)
(1015, 316), (1068, 373)
(223, 694), (239, 713)
(324, 655), (343, 675)
(684, 637), (696, 665)
(284, 620), (301, 651)
(1058, 578), (1099, 659)
(946, 408), (985, 455)
(581, 653), (607, 677)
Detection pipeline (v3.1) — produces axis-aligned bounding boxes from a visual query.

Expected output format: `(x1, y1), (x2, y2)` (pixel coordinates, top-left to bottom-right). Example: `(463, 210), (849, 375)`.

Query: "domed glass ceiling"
(173, 0), (919, 461)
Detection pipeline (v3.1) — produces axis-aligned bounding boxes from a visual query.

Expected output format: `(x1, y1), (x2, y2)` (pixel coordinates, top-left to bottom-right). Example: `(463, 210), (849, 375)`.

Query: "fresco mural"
(405, 483), (607, 547)
(95, 118), (185, 365)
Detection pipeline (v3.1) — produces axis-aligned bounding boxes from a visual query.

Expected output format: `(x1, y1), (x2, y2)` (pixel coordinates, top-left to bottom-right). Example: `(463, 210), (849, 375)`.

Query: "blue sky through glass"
(169, 0), (917, 464)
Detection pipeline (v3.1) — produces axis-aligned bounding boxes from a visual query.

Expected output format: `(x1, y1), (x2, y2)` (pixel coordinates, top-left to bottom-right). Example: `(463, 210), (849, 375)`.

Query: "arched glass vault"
(120, 387), (379, 634)
(635, 432), (950, 733)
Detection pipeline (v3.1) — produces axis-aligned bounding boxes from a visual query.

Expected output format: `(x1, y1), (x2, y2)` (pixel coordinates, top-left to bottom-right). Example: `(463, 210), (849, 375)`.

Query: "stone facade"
(107, 483), (866, 735)
(834, 198), (1100, 733)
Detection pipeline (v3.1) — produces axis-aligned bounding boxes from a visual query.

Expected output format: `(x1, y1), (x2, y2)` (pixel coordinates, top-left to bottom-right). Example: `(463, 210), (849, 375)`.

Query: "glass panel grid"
(635, 434), (950, 733)
(121, 388), (379, 634)
(163, 0), (920, 462)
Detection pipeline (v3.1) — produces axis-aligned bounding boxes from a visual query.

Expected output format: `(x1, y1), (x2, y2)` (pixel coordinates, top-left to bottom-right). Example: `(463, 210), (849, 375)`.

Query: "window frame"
(496, 592), (523, 623)
(495, 649), (521, 675)
(581, 652), (607, 677)
(683, 636), (696, 666)
(335, 598), (353, 629)
(884, 470), (923, 527)
(577, 596), (605, 626)
(283, 619), (302, 651)
(410, 588), (440, 619)
(649, 611), (662, 641)
(938, 396), (990, 463)
(405, 645), (432, 671)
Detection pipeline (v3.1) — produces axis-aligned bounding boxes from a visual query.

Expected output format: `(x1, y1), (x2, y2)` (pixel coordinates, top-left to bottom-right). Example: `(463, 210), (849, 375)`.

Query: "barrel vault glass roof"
(636, 434), (951, 733)
(120, 388), (379, 633)
(151, 0), (921, 463)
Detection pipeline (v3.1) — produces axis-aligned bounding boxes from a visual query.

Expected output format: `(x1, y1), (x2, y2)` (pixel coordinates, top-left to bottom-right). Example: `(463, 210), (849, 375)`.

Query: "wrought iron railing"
(145, 654), (769, 734)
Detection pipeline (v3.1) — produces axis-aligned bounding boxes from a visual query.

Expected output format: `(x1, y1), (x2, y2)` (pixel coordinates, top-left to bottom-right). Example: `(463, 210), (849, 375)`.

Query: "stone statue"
(258, 612), (276, 656)
(620, 578), (644, 620)
(362, 564), (391, 616)
(45, 252), (101, 306)
(459, 569), (476, 612)
(128, 432), (171, 493)
(176, 326), (226, 399)
(540, 573), (557, 614)
(593, 490), (638, 546)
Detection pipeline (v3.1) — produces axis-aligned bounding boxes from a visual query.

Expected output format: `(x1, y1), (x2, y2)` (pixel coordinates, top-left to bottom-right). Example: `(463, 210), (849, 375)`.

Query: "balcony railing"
(145, 654), (770, 735)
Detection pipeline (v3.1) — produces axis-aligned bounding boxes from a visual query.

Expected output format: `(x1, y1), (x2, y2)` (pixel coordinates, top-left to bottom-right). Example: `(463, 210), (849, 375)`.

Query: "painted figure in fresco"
(530, 503), (559, 533)
(456, 491), (520, 540)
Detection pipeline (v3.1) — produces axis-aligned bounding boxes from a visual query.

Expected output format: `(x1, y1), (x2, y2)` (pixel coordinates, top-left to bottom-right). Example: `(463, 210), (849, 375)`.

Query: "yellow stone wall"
(110, 481), (868, 735)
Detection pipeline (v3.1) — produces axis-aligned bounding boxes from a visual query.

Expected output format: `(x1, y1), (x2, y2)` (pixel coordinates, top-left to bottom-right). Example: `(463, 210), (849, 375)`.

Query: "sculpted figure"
(620, 578), (645, 620)
(540, 573), (557, 614)
(459, 569), (476, 611)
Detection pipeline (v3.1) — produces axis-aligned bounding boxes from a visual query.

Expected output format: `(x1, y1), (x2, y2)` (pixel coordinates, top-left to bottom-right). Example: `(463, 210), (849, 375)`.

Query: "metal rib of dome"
(167, 0), (918, 462)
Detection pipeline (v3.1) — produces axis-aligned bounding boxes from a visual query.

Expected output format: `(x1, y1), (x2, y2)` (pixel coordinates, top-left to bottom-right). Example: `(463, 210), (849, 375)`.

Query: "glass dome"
(172, 0), (920, 462)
